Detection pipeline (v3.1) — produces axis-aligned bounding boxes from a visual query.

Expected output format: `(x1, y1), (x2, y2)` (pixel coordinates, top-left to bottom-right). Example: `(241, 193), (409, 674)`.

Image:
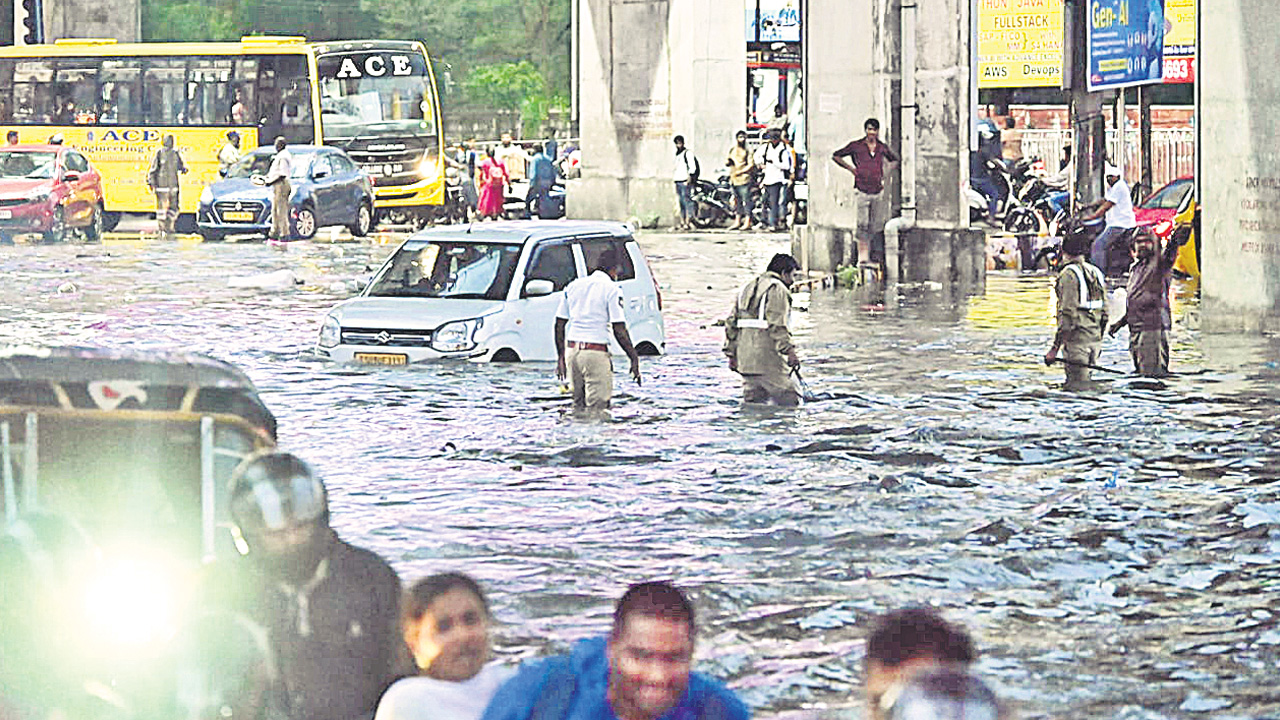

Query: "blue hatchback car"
(196, 145), (374, 242)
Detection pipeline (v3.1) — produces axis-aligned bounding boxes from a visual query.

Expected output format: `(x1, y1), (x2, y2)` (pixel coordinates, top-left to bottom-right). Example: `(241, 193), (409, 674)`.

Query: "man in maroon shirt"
(832, 118), (899, 268)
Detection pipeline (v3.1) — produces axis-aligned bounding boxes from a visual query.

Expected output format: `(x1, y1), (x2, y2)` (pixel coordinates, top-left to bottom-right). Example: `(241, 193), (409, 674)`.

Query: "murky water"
(3, 230), (1280, 720)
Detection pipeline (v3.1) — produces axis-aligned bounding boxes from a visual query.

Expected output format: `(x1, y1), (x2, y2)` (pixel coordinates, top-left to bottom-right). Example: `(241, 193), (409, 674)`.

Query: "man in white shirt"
(756, 130), (793, 232)
(672, 135), (700, 231)
(1083, 164), (1137, 274)
(554, 247), (642, 412)
(264, 136), (293, 241)
(218, 130), (242, 176)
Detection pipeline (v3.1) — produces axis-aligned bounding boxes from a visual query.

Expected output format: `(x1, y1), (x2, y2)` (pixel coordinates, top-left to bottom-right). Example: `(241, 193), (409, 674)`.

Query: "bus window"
(257, 54), (312, 144)
(101, 58), (142, 125)
(54, 59), (100, 124)
(13, 59), (54, 123)
(143, 58), (187, 125)
(0, 60), (13, 122)
(231, 58), (259, 126)
(187, 57), (234, 126)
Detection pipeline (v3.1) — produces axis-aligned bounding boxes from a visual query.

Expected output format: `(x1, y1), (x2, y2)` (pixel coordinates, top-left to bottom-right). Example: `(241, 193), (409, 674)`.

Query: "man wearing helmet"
(209, 451), (407, 720)
(1044, 227), (1108, 388)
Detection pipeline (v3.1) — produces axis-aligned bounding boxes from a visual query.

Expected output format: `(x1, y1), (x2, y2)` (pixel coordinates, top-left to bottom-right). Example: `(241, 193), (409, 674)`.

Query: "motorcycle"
(690, 174), (764, 229)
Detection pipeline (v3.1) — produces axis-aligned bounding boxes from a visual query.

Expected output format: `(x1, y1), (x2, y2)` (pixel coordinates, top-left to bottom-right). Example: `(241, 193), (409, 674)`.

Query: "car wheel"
(349, 202), (372, 237)
(294, 206), (318, 240)
(43, 207), (66, 244)
(198, 230), (225, 243)
(101, 211), (121, 232)
(83, 204), (103, 242)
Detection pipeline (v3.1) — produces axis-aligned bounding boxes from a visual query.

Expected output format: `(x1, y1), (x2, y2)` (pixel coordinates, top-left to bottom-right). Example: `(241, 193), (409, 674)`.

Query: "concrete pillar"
(572, 0), (744, 224)
(45, 0), (140, 41)
(1201, 1), (1280, 333)
(798, 0), (982, 290)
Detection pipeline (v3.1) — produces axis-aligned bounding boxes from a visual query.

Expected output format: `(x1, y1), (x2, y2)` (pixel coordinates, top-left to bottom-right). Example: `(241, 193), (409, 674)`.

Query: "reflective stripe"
(1067, 263), (1105, 310)
(736, 319), (769, 329)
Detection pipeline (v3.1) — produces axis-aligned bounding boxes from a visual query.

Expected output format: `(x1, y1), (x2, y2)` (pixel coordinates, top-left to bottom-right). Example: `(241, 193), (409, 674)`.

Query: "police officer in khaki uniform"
(1045, 229), (1108, 387)
(724, 254), (802, 405)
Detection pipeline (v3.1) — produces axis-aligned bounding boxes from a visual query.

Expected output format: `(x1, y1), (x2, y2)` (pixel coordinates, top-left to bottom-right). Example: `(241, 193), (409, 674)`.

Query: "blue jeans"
(675, 181), (696, 220)
(971, 176), (1000, 219)
(732, 183), (753, 219)
(1090, 225), (1130, 271)
(764, 183), (784, 228)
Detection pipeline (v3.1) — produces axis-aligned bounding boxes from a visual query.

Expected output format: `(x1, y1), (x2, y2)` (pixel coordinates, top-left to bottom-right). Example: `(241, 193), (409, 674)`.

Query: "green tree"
(463, 60), (548, 135)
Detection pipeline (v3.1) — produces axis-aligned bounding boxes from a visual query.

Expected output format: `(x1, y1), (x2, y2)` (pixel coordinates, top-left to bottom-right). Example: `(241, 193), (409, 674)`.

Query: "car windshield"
(1140, 179), (1193, 210)
(225, 152), (313, 180)
(0, 151), (56, 179)
(366, 241), (524, 300)
(317, 52), (438, 139)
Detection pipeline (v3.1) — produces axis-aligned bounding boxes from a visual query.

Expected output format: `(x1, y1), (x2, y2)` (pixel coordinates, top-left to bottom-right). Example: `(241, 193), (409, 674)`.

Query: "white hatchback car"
(316, 221), (666, 364)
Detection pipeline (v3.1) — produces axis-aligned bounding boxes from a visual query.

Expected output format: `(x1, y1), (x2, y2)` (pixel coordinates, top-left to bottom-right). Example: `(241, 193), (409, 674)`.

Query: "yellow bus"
(0, 36), (444, 232)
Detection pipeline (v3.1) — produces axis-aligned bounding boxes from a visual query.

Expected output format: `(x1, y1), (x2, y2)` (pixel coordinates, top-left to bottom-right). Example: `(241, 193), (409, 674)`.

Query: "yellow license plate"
(223, 211), (254, 221)
(354, 352), (408, 366)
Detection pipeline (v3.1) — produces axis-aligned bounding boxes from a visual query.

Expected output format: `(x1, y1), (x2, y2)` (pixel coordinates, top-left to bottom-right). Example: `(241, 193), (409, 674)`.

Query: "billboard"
(976, 0), (1065, 89)
(1087, 0), (1167, 90)
(745, 0), (800, 45)
(1161, 0), (1195, 83)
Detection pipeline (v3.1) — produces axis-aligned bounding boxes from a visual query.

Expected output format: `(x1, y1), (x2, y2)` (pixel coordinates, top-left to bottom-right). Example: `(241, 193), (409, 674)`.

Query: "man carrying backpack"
(673, 135), (700, 231)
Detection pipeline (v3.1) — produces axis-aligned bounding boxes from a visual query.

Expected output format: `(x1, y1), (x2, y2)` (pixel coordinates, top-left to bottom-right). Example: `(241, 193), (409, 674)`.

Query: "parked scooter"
(690, 174), (764, 229)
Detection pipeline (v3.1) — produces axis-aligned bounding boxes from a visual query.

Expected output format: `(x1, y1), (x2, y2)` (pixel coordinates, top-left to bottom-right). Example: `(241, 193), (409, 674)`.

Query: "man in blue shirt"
(527, 140), (560, 219)
(481, 582), (749, 720)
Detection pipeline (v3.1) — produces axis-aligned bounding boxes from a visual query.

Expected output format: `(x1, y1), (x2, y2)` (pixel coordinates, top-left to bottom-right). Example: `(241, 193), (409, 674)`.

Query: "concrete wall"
(45, 0), (139, 41)
(572, 0), (744, 223)
(1201, 1), (1280, 333)
(797, 0), (887, 270)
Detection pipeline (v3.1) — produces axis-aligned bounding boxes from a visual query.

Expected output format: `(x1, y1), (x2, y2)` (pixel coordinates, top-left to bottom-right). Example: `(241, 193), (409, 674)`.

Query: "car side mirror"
(524, 279), (554, 297)
(63, 172), (79, 182)
(219, 167), (228, 178)
(313, 169), (330, 180)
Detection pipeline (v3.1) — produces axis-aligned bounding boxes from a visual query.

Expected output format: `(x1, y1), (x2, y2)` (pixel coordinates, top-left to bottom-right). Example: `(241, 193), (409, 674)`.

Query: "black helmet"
(228, 451), (328, 544)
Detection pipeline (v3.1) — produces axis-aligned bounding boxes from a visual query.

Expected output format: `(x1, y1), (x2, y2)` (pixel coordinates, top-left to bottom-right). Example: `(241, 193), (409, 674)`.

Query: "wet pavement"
(3, 223), (1280, 719)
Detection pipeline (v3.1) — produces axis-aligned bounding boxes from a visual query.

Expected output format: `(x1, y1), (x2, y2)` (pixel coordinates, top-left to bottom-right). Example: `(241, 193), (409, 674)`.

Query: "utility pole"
(1138, 84), (1153, 199)
(1065, 0), (1105, 206)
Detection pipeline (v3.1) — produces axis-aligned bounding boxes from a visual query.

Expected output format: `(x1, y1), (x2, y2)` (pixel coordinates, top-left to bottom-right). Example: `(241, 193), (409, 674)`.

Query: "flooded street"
(3, 228), (1280, 720)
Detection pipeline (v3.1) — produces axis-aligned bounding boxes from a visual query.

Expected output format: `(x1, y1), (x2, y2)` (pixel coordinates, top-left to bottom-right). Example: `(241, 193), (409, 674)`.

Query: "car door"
(331, 153), (364, 219)
(308, 155), (340, 226)
(575, 236), (644, 349)
(518, 240), (579, 359)
(61, 151), (95, 225)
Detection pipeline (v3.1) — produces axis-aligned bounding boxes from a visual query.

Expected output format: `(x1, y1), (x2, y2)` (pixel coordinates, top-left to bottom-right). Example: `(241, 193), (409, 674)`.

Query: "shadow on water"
(3, 237), (1280, 718)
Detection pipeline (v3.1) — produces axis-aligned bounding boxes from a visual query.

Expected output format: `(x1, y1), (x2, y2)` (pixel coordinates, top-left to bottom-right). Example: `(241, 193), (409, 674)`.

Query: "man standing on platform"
(832, 118), (899, 269)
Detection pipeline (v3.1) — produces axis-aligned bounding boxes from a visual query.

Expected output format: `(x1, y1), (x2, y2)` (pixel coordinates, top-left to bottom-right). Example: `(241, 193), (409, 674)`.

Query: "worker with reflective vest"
(1045, 228), (1108, 387)
(724, 253), (802, 405)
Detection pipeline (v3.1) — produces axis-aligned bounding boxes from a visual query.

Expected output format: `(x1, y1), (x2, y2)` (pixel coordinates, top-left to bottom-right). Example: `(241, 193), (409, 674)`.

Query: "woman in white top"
(375, 573), (514, 720)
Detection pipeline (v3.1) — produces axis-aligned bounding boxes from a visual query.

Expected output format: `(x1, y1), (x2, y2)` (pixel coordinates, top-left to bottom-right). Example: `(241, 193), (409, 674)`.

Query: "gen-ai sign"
(1087, 0), (1167, 90)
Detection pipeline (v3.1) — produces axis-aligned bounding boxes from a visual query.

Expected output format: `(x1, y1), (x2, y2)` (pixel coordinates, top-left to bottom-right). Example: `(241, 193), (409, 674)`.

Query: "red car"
(0, 144), (104, 243)
(1133, 176), (1193, 228)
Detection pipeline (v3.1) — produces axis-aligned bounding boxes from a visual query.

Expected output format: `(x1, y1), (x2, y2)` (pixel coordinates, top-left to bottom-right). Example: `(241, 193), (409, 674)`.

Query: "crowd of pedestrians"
(189, 449), (1004, 720)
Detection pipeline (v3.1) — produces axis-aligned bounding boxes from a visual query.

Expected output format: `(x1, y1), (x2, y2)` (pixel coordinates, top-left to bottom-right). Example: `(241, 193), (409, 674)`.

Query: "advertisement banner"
(1161, 0), (1195, 84)
(758, 0), (800, 43)
(976, 0), (1065, 89)
(1087, 0), (1167, 90)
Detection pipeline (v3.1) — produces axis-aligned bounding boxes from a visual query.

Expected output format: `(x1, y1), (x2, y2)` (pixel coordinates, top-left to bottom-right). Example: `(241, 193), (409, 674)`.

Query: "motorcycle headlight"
(200, 187), (213, 205)
(318, 315), (341, 348)
(432, 317), (481, 352)
(82, 553), (187, 652)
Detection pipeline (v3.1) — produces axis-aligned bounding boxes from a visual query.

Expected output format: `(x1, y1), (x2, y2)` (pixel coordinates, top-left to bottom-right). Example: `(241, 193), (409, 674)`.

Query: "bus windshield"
(317, 50), (437, 140)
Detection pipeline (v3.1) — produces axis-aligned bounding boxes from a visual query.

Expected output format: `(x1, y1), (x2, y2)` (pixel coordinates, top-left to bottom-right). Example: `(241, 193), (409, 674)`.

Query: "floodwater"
(3, 227), (1280, 720)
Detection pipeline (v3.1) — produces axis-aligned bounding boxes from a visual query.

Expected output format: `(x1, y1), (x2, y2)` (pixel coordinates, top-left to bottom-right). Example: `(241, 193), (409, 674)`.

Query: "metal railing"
(1018, 128), (1195, 194)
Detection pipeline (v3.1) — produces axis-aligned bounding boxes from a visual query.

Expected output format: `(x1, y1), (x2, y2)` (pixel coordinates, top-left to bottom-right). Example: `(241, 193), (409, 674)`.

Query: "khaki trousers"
(1130, 328), (1169, 377)
(271, 178), (291, 239)
(1062, 338), (1101, 388)
(568, 347), (613, 411)
(742, 368), (800, 406)
(155, 189), (179, 233)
